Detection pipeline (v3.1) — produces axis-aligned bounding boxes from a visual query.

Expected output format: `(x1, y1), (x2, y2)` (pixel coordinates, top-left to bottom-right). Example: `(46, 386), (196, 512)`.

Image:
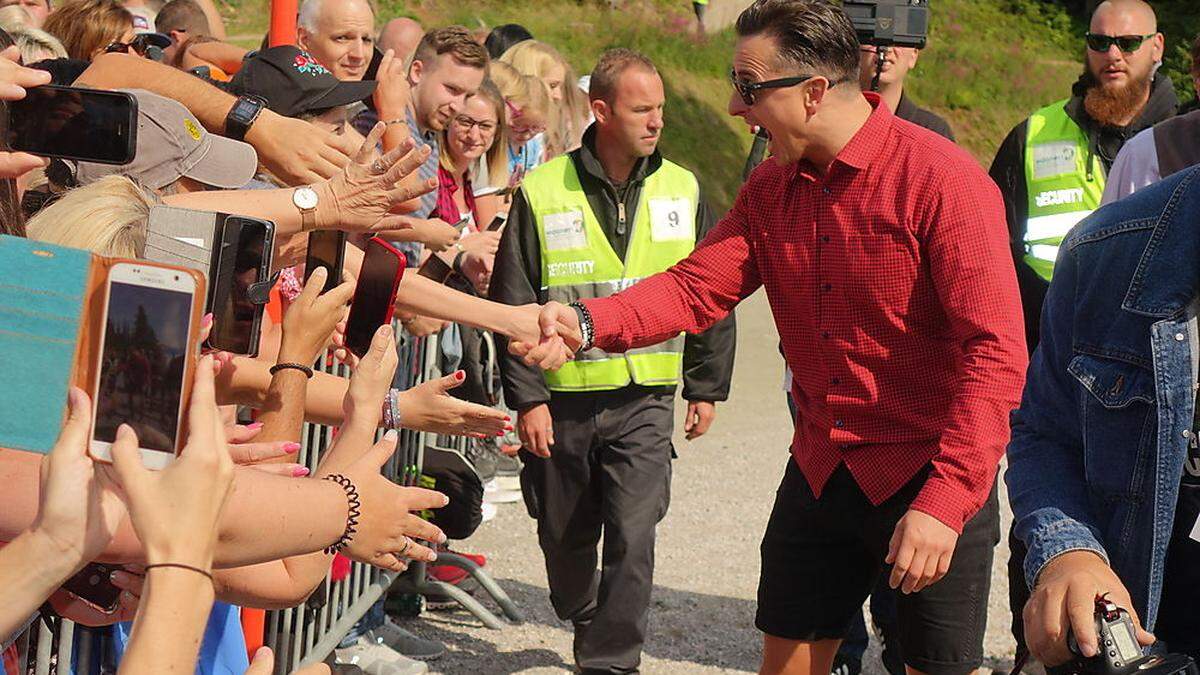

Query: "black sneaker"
(831, 654), (862, 675)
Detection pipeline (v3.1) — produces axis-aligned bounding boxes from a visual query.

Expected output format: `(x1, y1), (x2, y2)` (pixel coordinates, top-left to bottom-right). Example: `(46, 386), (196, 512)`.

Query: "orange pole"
(268, 0), (299, 47)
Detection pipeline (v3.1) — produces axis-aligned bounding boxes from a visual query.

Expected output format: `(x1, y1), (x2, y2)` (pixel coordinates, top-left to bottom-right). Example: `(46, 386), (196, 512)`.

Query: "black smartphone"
(486, 213), (507, 232)
(304, 229), (346, 294)
(8, 85), (137, 165)
(345, 237), (406, 357)
(62, 563), (122, 614)
(208, 216), (273, 356)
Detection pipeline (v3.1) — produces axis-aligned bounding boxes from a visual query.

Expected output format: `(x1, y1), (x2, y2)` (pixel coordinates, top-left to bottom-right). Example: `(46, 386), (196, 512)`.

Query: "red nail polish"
(292, 466), (310, 477)
(283, 442), (301, 453)
(503, 415), (512, 422)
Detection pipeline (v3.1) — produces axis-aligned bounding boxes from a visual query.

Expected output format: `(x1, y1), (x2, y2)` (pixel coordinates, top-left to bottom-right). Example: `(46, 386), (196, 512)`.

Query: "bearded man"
(987, 0), (1176, 670)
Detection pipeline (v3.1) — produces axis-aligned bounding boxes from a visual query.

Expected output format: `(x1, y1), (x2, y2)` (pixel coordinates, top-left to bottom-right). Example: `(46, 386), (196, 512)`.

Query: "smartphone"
(90, 263), (196, 468)
(8, 85), (137, 165)
(486, 213), (507, 232)
(61, 563), (121, 614)
(344, 237), (405, 357)
(207, 216), (273, 356)
(452, 214), (471, 232)
(304, 229), (346, 294)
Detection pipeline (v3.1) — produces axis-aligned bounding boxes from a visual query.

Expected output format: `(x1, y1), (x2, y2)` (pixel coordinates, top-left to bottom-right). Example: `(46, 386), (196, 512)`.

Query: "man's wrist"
(22, 528), (85, 579)
(569, 301), (594, 351)
(312, 182), (339, 232)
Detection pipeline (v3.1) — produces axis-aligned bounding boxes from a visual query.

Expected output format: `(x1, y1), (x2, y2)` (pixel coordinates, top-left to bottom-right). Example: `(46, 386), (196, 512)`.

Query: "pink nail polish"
(292, 466), (310, 477)
(283, 442), (301, 453)
(247, 422), (264, 430)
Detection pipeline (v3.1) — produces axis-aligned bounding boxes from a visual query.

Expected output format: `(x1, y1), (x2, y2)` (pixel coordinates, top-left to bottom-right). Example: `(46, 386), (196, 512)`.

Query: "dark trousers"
(520, 387), (675, 675)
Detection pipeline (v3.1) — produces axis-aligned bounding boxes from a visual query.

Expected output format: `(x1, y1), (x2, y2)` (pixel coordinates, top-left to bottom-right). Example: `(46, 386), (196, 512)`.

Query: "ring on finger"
(371, 159), (386, 175)
(397, 538), (412, 558)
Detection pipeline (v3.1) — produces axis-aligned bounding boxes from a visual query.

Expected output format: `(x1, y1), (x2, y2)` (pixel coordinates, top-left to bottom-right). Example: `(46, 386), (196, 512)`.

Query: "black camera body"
(1068, 597), (1197, 675)
(843, 0), (930, 49)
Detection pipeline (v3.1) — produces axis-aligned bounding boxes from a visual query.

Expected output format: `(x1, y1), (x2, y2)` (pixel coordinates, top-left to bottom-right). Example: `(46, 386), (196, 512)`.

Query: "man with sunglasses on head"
(490, 47), (736, 675)
(988, 1), (1176, 668)
(515, 2), (1025, 674)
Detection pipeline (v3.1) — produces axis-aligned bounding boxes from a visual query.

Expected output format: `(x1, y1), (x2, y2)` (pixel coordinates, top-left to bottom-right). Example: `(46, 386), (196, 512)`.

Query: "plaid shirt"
(586, 94), (1027, 532)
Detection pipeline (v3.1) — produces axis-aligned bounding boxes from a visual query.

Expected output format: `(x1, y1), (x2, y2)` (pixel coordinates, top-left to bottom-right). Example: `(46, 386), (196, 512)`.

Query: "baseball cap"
(74, 89), (258, 191)
(230, 46), (377, 118)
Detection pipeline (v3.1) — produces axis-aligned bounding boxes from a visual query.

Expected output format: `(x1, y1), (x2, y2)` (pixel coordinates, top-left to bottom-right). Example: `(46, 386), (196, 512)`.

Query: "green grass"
(215, 0), (1112, 205)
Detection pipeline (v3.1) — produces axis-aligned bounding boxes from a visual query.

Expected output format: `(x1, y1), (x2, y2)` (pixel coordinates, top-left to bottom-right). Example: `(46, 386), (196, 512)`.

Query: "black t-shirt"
(1155, 384), (1200, 656)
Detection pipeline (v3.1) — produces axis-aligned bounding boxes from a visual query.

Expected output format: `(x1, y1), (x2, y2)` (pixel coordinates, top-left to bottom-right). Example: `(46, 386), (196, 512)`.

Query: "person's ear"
(296, 27), (312, 52)
(591, 98), (610, 125)
(804, 78), (831, 112)
(1151, 33), (1165, 62)
(409, 58), (424, 86)
(907, 48), (921, 70)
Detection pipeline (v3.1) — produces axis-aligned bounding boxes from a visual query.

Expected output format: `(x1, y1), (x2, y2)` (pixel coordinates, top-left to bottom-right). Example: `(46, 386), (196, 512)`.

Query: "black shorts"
(756, 460), (1000, 675)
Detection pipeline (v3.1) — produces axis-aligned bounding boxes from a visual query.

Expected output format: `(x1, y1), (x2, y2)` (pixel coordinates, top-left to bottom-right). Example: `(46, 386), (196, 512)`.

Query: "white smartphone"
(89, 262), (196, 469)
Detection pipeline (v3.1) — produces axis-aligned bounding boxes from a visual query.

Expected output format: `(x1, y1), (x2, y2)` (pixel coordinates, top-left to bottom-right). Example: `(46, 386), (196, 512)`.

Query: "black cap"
(230, 46), (377, 118)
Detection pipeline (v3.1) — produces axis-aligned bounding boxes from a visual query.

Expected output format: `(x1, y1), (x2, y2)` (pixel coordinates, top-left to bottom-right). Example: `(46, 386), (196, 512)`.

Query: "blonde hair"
(44, 0), (134, 61)
(26, 176), (156, 257)
(0, 5), (31, 31)
(438, 78), (509, 188)
(500, 40), (588, 157)
(10, 26), (68, 62)
(489, 61), (552, 131)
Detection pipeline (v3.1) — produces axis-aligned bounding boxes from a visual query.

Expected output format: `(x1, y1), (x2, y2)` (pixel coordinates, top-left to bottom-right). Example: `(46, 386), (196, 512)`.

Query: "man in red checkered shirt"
(512, 1), (1028, 673)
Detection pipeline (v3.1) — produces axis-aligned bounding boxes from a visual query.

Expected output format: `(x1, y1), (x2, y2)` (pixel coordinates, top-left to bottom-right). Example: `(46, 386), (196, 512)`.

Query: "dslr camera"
(842, 0), (929, 48)
(1066, 596), (1197, 675)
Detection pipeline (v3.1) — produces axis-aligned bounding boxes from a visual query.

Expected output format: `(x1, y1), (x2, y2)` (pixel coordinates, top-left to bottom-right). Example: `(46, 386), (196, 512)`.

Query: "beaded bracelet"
(568, 301), (595, 352)
(323, 474), (361, 554)
(381, 388), (403, 430)
(270, 362), (314, 379)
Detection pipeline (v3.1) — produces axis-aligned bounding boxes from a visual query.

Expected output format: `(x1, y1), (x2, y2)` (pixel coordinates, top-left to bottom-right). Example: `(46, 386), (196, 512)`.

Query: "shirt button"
(1176, 333), (1186, 342)
(834, 420), (844, 428)
(821, 283), (832, 292)
(838, 444), (849, 451)
(831, 378), (840, 385)
(821, 235), (830, 243)
(821, 331), (831, 339)
(822, 187), (832, 196)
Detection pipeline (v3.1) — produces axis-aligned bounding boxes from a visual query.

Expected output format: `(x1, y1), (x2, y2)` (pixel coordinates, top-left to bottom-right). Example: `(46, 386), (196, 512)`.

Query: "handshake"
(507, 301), (589, 370)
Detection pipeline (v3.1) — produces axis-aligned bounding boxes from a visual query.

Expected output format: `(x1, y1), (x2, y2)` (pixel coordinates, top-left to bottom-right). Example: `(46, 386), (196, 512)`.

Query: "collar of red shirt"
(794, 91), (892, 182)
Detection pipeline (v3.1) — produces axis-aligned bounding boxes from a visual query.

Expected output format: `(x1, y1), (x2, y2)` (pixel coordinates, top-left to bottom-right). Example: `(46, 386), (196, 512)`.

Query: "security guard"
(491, 48), (735, 675)
(987, 0), (1174, 668)
(989, 0), (1174, 353)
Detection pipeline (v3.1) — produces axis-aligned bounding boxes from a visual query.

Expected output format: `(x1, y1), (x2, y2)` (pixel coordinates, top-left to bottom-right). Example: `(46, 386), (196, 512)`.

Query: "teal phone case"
(0, 235), (92, 454)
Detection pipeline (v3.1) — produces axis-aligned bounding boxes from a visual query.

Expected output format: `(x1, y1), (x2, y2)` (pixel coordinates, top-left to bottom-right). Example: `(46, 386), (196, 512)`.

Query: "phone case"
(144, 205), (220, 276)
(0, 235), (206, 455)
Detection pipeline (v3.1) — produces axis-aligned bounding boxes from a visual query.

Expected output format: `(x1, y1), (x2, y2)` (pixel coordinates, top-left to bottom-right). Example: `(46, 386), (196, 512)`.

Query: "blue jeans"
(339, 600), (386, 648)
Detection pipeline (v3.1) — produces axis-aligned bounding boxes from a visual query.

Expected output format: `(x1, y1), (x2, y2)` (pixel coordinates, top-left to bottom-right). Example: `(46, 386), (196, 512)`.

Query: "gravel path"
(411, 291), (1021, 674)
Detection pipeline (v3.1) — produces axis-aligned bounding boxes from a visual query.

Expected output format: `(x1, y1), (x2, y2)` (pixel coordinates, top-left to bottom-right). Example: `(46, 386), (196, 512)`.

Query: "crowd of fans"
(2, 0), (1200, 674)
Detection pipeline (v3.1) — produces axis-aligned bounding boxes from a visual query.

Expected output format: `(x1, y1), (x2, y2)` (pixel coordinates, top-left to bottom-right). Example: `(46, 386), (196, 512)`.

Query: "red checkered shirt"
(586, 94), (1027, 532)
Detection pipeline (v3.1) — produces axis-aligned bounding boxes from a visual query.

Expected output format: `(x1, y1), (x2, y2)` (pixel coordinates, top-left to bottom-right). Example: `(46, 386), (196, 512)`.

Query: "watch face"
(232, 98), (261, 120)
(293, 187), (319, 210)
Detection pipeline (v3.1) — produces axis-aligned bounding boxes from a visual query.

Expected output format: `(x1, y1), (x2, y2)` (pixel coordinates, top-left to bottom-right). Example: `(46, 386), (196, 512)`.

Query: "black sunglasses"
(1085, 33), (1155, 54)
(104, 34), (171, 56)
(729, 70), (819, 106)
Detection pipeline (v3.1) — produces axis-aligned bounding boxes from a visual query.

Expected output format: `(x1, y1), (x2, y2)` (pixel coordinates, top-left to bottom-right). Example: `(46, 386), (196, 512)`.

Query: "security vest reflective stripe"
(1023, 99), (1105, 282)
(524, 155), (699, 392)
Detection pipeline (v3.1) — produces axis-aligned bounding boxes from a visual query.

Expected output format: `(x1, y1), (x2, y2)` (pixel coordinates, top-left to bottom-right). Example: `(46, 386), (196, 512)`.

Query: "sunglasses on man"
(1085, 32), (1156, 54)
(730, 70), (837, 107)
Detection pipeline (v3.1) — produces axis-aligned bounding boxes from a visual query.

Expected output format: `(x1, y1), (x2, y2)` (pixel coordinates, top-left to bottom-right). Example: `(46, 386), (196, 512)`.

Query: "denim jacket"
(1006, 165), (1200, 630)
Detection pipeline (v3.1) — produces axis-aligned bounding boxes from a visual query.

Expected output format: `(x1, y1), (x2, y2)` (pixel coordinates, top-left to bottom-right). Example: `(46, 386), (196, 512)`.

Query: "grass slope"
(220, 0), (1090, 208)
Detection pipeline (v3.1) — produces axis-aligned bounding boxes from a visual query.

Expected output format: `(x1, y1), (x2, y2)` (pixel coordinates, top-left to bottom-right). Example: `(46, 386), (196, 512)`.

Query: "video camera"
(843, 0), (930, 49)
(1065, 596), (1196, 675)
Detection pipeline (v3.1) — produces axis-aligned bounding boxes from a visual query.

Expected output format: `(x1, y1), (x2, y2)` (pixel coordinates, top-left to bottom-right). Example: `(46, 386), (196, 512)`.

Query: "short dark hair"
(484, 23), (532, 60)
(589, 48), (658, 105)
(413, 25), (489, 70)
(156, 0), (211, 37)
(734, 0), (860, 86)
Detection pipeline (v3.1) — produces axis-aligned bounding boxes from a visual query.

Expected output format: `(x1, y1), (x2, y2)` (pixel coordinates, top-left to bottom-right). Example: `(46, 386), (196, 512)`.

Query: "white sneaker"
(334, 639), (428, 675)
(481, 501), (498, 522)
